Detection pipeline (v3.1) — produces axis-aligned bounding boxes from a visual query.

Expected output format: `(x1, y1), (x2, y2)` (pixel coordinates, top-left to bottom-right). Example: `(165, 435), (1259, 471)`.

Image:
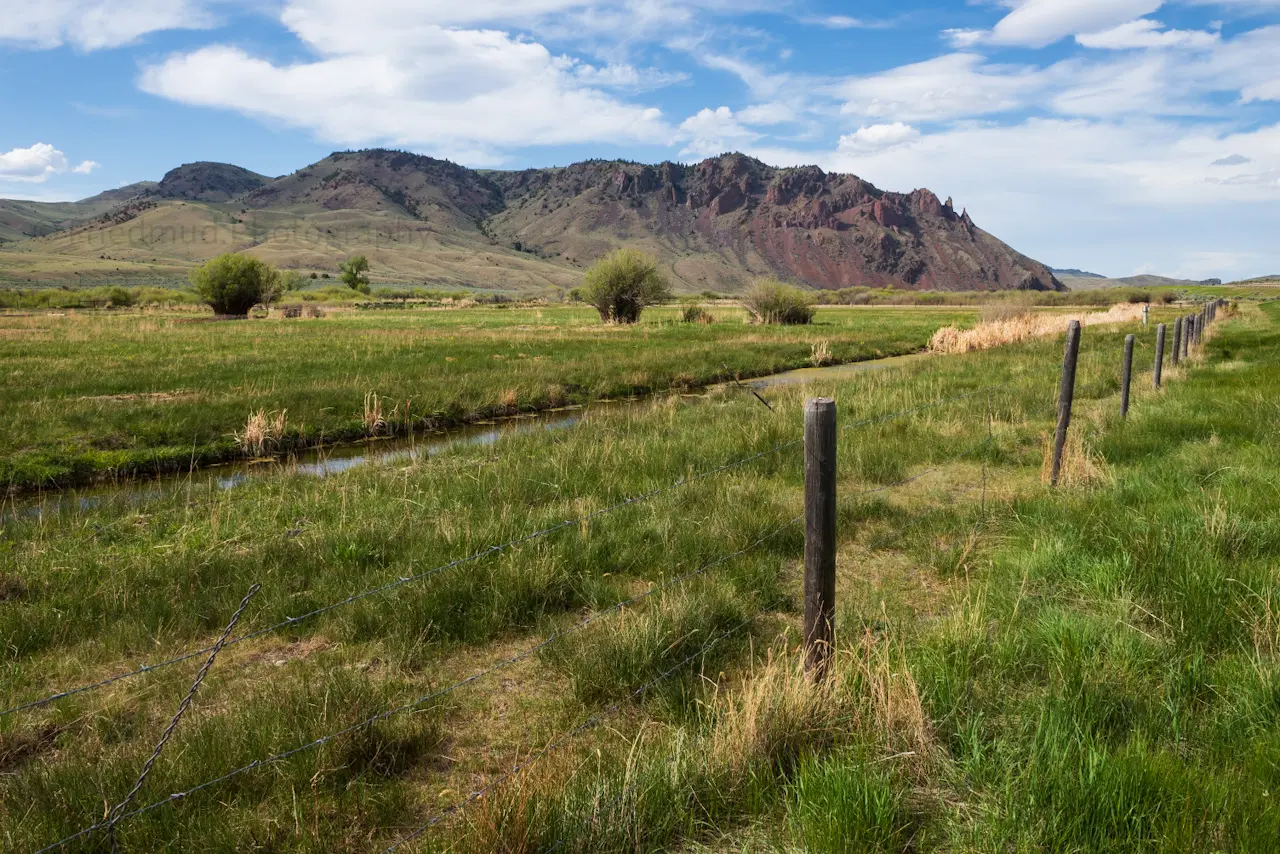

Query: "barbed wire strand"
(380, 613), (762, 854)
(7, 385), (1001, 720)
(3, 440), (803, 720)
(106, 584), (260, 852)
(28, 521), (798, 854)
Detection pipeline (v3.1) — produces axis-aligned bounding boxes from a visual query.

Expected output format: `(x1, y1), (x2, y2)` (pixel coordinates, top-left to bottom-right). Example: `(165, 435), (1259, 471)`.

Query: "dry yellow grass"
(236, 408), (287, 456)
(929, 303), (1145, 354)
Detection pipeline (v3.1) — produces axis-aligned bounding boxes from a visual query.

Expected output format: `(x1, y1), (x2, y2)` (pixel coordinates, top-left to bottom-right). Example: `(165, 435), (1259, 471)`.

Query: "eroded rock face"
(487, 153), (1064, 292)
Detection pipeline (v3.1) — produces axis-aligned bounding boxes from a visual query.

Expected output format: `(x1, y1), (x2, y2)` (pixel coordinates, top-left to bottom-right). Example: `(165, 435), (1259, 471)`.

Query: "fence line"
(31, 438), (994, 852)
(4, 440), (804, 719)
(7, 386), (1005, 720)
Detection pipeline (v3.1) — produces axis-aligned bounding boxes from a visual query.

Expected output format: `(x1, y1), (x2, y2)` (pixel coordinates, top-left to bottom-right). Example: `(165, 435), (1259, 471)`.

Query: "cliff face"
(487, 153), (1062, 292)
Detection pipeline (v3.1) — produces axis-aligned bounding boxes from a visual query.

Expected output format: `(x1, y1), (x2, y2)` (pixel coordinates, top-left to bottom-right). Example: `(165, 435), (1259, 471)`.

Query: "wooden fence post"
(1172, 317), (1183, 367)
(1050, 320), (1081, 487)
(1188, 315), (1198, 351)
(803, 398), (837, 680)
(1182, 316), (1191, 360)
(1142, 305), (1150, 327)
(1154, 323), (1166, 389)
(1121, 334), (1135, 417)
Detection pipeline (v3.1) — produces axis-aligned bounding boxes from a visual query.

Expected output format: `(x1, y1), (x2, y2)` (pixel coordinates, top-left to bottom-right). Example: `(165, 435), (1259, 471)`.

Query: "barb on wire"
(29, 521), (796, 854)
(4, 438), (802, 720)
(106, 584), (260, 850)
(381, 613), (762, 853)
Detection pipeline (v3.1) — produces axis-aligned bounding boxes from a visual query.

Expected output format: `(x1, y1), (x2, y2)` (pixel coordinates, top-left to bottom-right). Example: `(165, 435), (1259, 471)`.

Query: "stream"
(2, 352), (929, 521)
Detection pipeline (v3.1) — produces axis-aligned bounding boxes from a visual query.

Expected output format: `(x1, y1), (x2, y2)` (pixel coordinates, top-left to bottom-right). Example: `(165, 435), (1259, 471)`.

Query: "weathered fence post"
(1188, 315), (1198, 352)
(1182, 316), (1191, 360)
(1050, 320), (1081, 487)
(1121, 334), (1135, 417)
(803, 397), (837, 680)
(1154, 323), (1166, 389)
(1172, 317), (1183, 367)
(1142, 305), (1150, 327)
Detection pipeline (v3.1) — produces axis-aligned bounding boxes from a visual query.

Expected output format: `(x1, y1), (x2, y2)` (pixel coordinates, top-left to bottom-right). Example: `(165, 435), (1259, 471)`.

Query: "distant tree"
(582, 249), (671, 324)
(340, 255), (371, 295)
(107, 286), (134, 308)
(280, 270), (307, 293)
(309, 271), (319, 280)
(189, 253), (283, 317)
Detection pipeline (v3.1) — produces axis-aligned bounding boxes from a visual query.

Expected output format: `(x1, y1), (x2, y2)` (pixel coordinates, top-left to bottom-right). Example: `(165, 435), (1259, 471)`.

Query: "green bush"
(681, 302), (715, 324)
(189, 253), (283, 317)
(106, 287), (134, 308)
(582, 249), (671, 323)
(743, 278), (816, 325)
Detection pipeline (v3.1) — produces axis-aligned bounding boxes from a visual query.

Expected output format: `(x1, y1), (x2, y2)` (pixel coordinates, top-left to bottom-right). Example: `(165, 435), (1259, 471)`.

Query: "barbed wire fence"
(18, 305), (1225, 854)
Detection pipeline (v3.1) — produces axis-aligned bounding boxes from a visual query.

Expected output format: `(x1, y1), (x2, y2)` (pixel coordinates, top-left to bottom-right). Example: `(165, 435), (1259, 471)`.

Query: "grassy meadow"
(0, 304), (972, 490)
(4, 297), (1277, 852)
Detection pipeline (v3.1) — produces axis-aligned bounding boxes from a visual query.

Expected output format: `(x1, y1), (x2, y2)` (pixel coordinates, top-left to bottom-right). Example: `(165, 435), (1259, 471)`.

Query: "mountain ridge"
(1, 149), (1064, 293)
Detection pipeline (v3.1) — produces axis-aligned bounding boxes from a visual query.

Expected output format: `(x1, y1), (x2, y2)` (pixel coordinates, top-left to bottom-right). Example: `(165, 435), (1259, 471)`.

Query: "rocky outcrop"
(486, 153), (1064, 292)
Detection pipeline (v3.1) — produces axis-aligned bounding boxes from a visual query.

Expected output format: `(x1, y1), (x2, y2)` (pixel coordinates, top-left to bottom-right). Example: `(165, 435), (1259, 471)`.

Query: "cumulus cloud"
(837, 123), (919, 154)
(0, 144), (98, 183)
(0, 0), (217, 50)
(139, 25), (672, 164)
(677, 106), (760, 158)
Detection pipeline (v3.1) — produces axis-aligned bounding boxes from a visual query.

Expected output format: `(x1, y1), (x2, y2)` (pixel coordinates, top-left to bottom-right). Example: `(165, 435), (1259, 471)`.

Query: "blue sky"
(3, 0), (1280, 280)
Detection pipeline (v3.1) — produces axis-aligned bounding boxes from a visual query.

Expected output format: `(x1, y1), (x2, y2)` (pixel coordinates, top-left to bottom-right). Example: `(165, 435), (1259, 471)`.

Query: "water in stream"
(3, 352), (929, 521)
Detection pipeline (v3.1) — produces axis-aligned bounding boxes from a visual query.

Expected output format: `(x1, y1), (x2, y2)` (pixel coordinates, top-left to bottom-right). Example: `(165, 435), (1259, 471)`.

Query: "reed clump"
(236, 408), (287, 456)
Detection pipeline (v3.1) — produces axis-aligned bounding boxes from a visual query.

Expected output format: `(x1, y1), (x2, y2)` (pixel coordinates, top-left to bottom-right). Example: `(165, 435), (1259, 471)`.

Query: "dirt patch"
(0, 723), (61, 772)
(242, 636), (331, 669)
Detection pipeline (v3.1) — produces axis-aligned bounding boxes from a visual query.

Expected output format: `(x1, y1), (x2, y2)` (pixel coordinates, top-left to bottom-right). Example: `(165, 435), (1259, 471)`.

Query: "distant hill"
(0, 149), (1064, 293)
(151, 162), (271, 202)
(1052, 267), (1107, 279)
(1056, 272), (1222, 291)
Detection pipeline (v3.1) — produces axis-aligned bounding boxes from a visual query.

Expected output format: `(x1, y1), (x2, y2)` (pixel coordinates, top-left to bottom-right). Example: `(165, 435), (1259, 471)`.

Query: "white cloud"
(817, 15), (868, 29)
(0, 144), (98, 183)
(837, 123), (919, 154)
(1076, 19), (1220, 50)
(838, 53), (1051, 122)
(988, 0), (1164, 48)
(571, 62), (688, 91)
(677, 106), (760, 158)
(942, 28), (987, 48)
(0, 0), (217, 50)
(140, 26), (672, 164)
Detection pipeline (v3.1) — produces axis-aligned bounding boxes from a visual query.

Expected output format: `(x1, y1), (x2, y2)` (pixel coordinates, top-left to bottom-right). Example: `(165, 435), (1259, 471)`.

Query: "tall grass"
(0, 305), (970, 490)
(4, 303), (1278, 851)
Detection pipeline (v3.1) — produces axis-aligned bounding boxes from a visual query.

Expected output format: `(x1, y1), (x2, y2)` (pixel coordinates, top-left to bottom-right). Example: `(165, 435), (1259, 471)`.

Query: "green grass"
(0, 304), (971, 490)
(2, 302), (1277, 852)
